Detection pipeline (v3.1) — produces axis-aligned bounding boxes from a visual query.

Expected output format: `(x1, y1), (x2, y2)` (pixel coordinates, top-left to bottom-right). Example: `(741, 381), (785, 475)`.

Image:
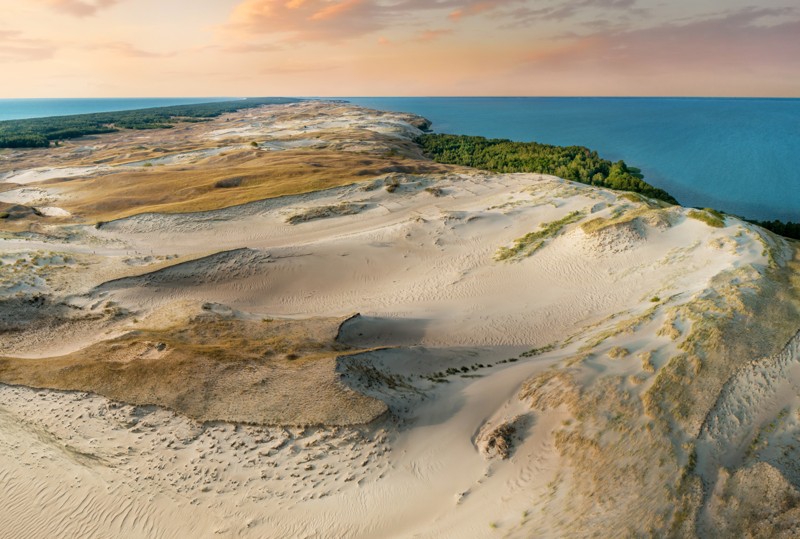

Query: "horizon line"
(1, 95), (799, 100)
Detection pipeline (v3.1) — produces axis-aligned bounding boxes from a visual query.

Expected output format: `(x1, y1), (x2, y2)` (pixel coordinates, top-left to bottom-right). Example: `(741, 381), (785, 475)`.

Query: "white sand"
(0, 165), (112, 185)
(0, 103), (794, 537)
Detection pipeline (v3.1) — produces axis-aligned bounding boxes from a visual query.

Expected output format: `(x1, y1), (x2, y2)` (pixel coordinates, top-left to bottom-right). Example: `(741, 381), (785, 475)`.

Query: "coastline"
(1, 97), (797, 238)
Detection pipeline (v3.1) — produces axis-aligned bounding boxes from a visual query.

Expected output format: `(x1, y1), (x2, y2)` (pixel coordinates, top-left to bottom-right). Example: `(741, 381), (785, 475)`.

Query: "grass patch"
(495, 211), (583, 261)
(688, 208), (725, 228)
(55, 149), (447, 222)
(286, 202), (366, 224)
(521, 343), (557, 358)
(608, 346), (629, 359)
(0, 312), (387, 426)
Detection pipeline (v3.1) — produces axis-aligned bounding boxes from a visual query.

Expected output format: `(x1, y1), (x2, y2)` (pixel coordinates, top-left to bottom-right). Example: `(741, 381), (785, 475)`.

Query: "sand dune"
(1, 101), (799, 537)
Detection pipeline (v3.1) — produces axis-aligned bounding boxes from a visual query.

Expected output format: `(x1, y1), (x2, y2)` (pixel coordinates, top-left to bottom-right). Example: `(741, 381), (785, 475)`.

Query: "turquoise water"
(344, 97), (800, 222)
(0, 97), (234, 122)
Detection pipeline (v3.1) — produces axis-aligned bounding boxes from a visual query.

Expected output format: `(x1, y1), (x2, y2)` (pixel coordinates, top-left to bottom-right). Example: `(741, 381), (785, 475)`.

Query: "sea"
(0, 96), (798, 222)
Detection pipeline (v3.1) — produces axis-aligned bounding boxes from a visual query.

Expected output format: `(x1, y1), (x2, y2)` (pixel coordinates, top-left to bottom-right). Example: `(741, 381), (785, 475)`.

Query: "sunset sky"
(0, 0), (798, 97)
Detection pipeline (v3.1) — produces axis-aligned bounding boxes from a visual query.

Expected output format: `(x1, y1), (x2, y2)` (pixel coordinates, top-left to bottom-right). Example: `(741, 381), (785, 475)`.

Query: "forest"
(0, 97), (299, 148)
(748, 219), (800, 241)
(416, 133), (678, 204)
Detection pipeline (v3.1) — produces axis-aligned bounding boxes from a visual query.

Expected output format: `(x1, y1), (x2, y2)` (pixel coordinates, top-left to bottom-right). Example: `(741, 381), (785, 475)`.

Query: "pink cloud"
(226, 0), (519, 42)
(310, 0), (365, 21)
(416, 28), (453, 42)
(0, 30), (56, 62)
(229, 0), (382, 42)
(521, 8), (800, 77)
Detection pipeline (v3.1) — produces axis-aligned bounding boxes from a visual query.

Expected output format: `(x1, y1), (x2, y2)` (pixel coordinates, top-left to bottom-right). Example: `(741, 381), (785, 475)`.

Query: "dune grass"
(53, 149), (446, 222)
(688, 208), (725, 228)
(286, 202), (366, 224)
(0, 313), (388, 426)
(495, 211), (584, 261)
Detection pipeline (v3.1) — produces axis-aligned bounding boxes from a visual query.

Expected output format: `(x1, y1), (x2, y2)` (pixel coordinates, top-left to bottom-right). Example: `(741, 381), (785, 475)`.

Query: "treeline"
(416, 133), (678, 205)
(0, 97), (300, 148)
(749, 219), (800, 241)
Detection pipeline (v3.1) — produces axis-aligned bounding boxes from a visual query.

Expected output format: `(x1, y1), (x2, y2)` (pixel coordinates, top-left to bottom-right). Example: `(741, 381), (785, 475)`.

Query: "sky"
(0, 0), (798, 97)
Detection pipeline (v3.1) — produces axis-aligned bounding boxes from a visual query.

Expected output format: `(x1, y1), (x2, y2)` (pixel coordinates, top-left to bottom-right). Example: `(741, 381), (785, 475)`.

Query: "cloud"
(229, 0), (382, 42)
(415, 28), (453, 42)
(448, 0), (523, 22)
(261, 61), (341, 75)
(41, 0), (121, 17)
(503, 0), (639, 24)
(88, 41), (171, 58)
(226, 0), (517, 43)
(223, 42), (282, 53)
(521, 7), (800, 74)
(0, 30), (56, 62)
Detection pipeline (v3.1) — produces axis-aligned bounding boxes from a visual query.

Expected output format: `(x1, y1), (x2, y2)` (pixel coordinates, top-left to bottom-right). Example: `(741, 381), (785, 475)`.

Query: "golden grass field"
(0, 311), (387, 426)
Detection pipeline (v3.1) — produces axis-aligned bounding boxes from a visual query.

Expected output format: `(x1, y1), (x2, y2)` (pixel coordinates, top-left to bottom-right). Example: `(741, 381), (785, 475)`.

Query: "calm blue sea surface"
(344, 97), (800, 222)
(0, 98), (233, 122)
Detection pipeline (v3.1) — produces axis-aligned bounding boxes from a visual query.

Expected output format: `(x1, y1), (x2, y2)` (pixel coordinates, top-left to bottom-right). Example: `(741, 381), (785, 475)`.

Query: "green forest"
(748, 219), (800, 241)
(0, 97), (300, 148)
(416, 133), (678, 204)
(416, 133), (800, 240)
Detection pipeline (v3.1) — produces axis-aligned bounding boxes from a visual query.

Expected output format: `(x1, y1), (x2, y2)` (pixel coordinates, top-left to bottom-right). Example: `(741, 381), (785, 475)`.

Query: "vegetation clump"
(688, 208), (725, 228)
(286, 203), (366, 224)
(214, 177), (244, 189)
(608, 346), (630, 359)
(416, 133), (678, 204)
(495, 211), (583, 260)
(521, 343), (556, 357)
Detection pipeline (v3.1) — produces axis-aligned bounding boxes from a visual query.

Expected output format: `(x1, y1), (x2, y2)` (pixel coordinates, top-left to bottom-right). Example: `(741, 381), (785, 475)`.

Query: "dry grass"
(580, 205), (674, 235)
(519, 370), (581, 412)
(0, 312), (388, 426)
(0, 103), (455, 231)
(495, 211), (584, 261)
(639, 351), (656, 373)
(54, 149), (445, 222)
(286, 202), (366, 224)
(608, 346), (629, 359)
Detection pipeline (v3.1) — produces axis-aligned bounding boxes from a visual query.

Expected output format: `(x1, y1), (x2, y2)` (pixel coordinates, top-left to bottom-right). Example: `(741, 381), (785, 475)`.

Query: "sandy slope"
(1, 102), (799, 537)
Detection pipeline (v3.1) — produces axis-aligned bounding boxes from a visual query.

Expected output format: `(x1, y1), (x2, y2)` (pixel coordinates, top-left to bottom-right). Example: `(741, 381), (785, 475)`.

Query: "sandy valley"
(1, 101), (799, 538)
